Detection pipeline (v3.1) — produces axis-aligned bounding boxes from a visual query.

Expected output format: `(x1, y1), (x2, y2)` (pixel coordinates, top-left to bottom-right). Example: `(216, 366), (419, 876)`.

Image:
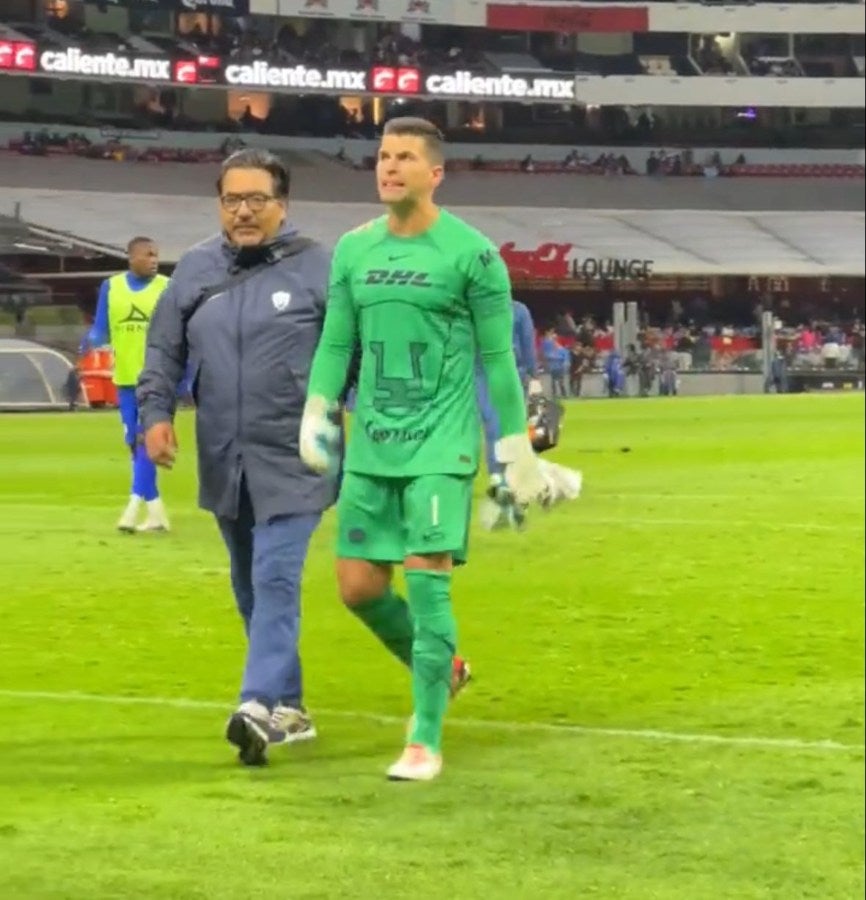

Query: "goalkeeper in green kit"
(299, 117), (548, 781)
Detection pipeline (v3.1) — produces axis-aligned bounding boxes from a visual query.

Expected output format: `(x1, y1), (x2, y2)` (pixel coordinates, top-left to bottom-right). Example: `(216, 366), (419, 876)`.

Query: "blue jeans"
(217, 481), (321, 709)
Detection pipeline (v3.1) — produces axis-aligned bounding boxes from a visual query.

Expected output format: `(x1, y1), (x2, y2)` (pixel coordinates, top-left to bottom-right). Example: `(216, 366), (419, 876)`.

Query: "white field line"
(0, 504), (862, 534)
(0, 689), (861, 754)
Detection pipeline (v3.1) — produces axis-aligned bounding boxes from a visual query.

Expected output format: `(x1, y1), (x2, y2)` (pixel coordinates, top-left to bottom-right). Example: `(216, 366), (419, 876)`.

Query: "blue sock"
(132, 443), (158, 502)
(476, 375), (504, 478)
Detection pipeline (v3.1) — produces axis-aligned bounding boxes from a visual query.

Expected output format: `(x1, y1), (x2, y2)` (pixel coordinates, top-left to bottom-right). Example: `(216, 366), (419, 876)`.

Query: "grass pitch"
(0, 394), (863, 899)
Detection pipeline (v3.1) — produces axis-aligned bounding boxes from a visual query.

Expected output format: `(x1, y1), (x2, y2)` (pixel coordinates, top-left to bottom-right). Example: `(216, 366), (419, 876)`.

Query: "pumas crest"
(271, 291), (291, 312)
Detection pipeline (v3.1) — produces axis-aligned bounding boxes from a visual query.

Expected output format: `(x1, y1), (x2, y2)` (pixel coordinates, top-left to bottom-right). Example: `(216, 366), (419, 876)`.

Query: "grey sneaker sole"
(226, 713), (269, 766)
(270, 725), (318, 746)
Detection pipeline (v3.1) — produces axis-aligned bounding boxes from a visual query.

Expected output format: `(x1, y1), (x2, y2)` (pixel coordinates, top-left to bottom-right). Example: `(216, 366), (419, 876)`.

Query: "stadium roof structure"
(0, 209), (128, 305)
(0, 211), (124, 262)
(0, 261), (50, 302)
(1, 188), (862, 277)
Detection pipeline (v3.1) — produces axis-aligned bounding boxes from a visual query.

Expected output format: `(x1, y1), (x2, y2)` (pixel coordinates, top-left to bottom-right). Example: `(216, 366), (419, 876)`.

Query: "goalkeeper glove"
(299, 395), (341, 476)
(478, 474), (527, 532)
(527, 378), (543, 397)
(538, 459), (583, 504)
(494, 432), (550, 507)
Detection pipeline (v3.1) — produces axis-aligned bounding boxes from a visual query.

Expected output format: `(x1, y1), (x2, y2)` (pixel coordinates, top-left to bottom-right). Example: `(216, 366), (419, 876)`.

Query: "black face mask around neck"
(229, 241), (287, 272)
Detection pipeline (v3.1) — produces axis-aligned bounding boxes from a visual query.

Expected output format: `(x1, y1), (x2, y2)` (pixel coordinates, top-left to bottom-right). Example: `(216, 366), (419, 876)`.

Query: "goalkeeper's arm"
(468, 246), (546, 506)
(301, 246), (358, 473)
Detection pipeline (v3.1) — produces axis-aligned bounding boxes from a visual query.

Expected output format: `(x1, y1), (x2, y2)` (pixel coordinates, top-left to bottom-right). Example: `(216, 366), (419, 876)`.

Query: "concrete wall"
(550, 372), (768, 398)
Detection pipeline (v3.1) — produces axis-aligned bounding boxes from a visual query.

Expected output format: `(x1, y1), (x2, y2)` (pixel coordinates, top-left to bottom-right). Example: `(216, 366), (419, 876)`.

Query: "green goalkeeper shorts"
(336, 472), (474, 564)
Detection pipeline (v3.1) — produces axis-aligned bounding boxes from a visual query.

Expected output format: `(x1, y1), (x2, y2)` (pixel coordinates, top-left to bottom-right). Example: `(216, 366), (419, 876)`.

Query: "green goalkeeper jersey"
(307, 209), (526, 478)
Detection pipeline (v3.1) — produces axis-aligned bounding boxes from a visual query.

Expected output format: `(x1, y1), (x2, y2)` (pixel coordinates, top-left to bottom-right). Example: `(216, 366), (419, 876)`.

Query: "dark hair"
(127, 236), (155, 253)
(382, 116), (444, 164)
(217, 149), (290, 198)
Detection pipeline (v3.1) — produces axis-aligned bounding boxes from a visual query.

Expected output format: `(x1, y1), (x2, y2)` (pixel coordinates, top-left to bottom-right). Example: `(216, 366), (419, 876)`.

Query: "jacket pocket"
(285, 365), (308, 405)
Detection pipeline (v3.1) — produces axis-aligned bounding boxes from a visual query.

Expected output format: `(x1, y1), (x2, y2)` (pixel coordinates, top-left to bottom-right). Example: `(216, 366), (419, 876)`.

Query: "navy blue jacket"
(137, 224), (339, 522)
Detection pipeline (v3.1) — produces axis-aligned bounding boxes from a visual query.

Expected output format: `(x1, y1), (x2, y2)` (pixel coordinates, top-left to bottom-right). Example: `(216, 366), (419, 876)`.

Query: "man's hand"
(144, 422), (178, 468)
(495, 433), (550, 507)
(299, 395), (341, 476)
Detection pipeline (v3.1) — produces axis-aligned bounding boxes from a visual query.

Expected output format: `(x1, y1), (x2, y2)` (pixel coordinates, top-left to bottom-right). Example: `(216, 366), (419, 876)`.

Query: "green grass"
(0, 394), (863, 900)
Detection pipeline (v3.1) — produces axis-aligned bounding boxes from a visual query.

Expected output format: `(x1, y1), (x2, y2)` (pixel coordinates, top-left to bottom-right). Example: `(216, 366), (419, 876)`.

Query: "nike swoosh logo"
(388, 255), (410, 262)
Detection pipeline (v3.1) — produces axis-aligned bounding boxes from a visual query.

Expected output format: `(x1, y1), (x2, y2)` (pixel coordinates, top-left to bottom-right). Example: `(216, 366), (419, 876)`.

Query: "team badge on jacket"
(272, 291), (291, 311)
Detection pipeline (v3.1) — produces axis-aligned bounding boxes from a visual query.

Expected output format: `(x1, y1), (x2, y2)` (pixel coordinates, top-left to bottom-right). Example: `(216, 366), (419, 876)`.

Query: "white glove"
(527, 378), (543, 397)
(538, 460), (583, 503)
(494, 433), (550, 507)
(299, 395), (341, 476)
(478, 473), (527, 532)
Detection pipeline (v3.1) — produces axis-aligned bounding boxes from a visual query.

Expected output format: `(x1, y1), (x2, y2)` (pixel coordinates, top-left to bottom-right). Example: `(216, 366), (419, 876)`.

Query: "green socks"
(405, 569), (457, 754)
(349, 587), (413, 667)
(348, 574), (457, 753)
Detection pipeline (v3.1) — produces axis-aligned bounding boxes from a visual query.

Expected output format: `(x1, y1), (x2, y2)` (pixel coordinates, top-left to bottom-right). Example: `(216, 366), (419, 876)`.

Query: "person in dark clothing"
(138, 149), (338, 766)
(64, 365), (81, 411)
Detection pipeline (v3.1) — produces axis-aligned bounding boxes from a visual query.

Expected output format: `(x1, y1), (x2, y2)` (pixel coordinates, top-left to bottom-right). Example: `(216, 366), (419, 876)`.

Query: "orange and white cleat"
(387, 743), (443, 782)
(403, 657), (472, 749)
(450, 656), (472, 699)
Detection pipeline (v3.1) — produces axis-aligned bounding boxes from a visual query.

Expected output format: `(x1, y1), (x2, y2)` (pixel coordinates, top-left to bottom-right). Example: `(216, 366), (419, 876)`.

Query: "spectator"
(569, 343), (592, 397)
(541, 328), (568, 398)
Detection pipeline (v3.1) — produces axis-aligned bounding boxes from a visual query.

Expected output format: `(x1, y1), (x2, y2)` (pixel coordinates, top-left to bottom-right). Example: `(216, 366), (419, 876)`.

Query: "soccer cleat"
(387, 744), (443, 782)
(405, 656), (472, 743)
(137, 498), (170, 532)
(450, 656), (472, 699)
(268, 705), (317, 745)
(117, 495), (143, 533)
(225, 700), (270, 766)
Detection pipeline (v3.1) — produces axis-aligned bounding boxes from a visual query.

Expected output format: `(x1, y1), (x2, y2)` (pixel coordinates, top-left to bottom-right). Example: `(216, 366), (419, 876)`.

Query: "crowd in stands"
(415, 149), (862, 179)
(8, 130), (224, 164)
(211, 21), (486, 73)
(533, 306), (864, 397)
(33, 10), (486, 76)
(7, 130), (864, 182)
(13, 5), (862, 83)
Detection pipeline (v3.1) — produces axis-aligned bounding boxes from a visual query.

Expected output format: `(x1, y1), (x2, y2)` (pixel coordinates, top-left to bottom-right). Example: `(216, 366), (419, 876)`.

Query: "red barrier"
(79, 348), (117, 407)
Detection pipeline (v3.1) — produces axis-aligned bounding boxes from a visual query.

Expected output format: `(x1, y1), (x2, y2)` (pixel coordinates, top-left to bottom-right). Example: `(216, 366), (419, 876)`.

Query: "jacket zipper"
(236, 282), (244, 458)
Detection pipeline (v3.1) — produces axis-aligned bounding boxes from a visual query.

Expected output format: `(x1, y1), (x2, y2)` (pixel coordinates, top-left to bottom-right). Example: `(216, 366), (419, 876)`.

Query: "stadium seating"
(641, 55), (678, 77)
(725, 163), (865, 177)
(439, 158), (865, 179)
(5, 136), (223, 165)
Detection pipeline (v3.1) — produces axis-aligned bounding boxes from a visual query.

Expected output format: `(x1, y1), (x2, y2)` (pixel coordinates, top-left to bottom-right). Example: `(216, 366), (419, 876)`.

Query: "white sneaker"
(387, 744), (443, 782)
(269, 705), (317, 745)
(117, 495), (143, 532)
(137, 498), (170, 532)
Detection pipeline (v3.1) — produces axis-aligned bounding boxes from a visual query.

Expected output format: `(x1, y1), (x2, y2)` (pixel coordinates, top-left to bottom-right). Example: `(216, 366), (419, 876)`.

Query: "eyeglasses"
(220, 193), (276, 213)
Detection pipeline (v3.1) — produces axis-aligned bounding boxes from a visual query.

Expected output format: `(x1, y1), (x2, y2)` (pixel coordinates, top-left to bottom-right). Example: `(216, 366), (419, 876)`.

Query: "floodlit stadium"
(0, 0), (863, 897)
